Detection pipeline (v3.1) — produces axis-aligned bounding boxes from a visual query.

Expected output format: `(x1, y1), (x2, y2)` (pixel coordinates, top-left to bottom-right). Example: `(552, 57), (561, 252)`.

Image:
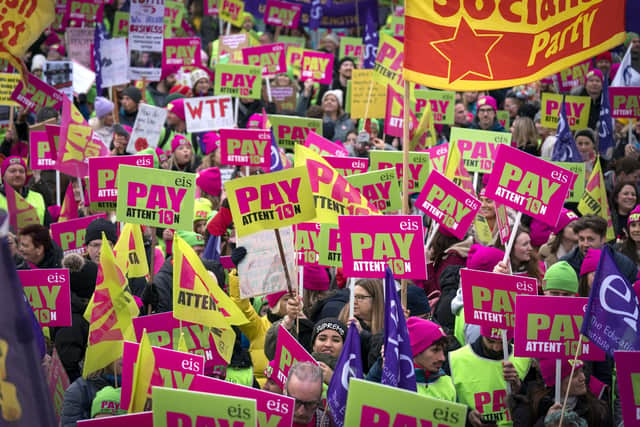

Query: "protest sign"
(224, 167), (316, 237)
(460, 269), (537, 330)
(78, 412), (153, 426)
(494, 203), (511, 245)
(218, 0), (244, 26)
(609, 87), (640, 118)
(514, 295), (606, 361)
(164, 0), (186, 37)
(128, 0), (165, 81)
(555, 60), (591, 93)
(29, 130), (56, 170)
(218, 33), (249, 64)
(0, 73), (19, 106)
(219, 128), (271, 168)
(317, 223), (341, 267)
(384, 85), (408, 138)
(268, 114), (322, 150)
(116, 166), (196, 231)
(237, 227), (295, 298)
(242, 43), (286, 76)
(369, 150), (431, 192)
(214, 63), (262, 99)
(120, 341), (205, 411)
(51, 214), (107, 256)
(127, 104), (168, 153)
(267, 83), (297, 113)
(323, 156), (368, 177)
(285, 46), (304, 77)
(497, 111), (510, 130)
(278, 35), (305, 49)
(190, 376), (295, 427)
(65, 27), (93, 69)
(264, 0), (301, 27)
(485, 144), (577, 226)
(540, 93), (591, 130)
(339, 36), (364, 62)
(390, 15), (404, 37)
(162, 37), (201, 69)
(52, 0), (68, 32)
(614, 351), (640, 426)
(303, 131), (348, 157)
(133, 312), (228, 376)
(450, 128), (510, 174)
(88, 156), (153, 211)
(113, 11), (129, 37)
(294, 222), (320, 265)
(184, 95), (234, 132)
(552, 161), (585, 203)
(373, 33), (404, 94)
(18, 269), (71, 327)
(47, 349), (70, 424)
(301, 51), (334, 84)
(416, 170), (481, 239)
(99, 37), (129, 88)
(346, 168), (401, 213)
(272, 326), (317, 388)
(72, 61), (95, 96)
(11, 71), (65, 113)
(152, 387), (256, 427)
(66, 0), (101, 25)
(348, 69), (386, 119)
(414, 89), (455, 124)
(426, 144), (449, 173)
(339, 215), (426, 279)
(205, 0), (218, 14)
(44, 60), (73, 100)
(344, 379), (466, 427)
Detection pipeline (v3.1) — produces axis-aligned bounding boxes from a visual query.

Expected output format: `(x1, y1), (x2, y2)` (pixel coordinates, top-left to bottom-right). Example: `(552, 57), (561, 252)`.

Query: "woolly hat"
(595, 51), (612, 63)
(322, 32), (339, 47)
(190, 68), (210, 88)
(543, 261), (578, 294)
(401, 285), (430, 317)
(266, 290), (287, 308)
(554, 208), (579, 234)
(529, 219), (553, 247)
(242, 11), (255, 24)
(312, 318), (346, 343)
(337, 56), (355, 69)
(322, 89), (343, 108)
(177, 230), (205, 247)
(539, 359), (584, 387)
(628, 205), (640, 227)
(44, 32), (61, 46)
(477, 95), (497, 112)
(94, 96), (114, 119)
(202, 132), (220, 155)
(252, 295), (268, 314)
(247, 113), (263, 129)
(407, 317), (446, 357)
(169, 84), (192, 96)
(585, 68), (603, 83)
(303, 266), (331, 291)
(85, 218), (118, 245)
(1, 156), (26, 178)
(171, 134), (191, 152)
(91, 386), (126, 418)
(167, 98), (186, 121)
(122, 86), (142, 104)
(466, 244), (505, 272)
(196, 167), (222, 197)
(480, 326), (513, 340)
(161, 64), (181, 81)
(31, 54), (46, 72)
(625, 32), (639, 48)
(62, 253), (98, 299)
(575, 128), (596, 145)
(580, 248), (601, 276)
(194, 198), (212, 222)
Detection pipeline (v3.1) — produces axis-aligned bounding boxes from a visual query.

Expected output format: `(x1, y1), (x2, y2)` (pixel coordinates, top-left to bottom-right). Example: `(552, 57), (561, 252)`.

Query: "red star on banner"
(431, 17), (503, 83)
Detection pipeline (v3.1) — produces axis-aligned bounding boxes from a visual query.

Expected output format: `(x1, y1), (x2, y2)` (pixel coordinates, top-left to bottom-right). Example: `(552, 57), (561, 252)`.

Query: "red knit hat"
(407, 317), (446, 357)
(1, 156), (26, 178)
(580, 248), (601, 276)
(196, 167), (222, 197)
(466, 244), (504, 272)
(539, 358), (583, 387)
(302, 266), (330, 291)
(167, 98), (186, 121)
(171, 134), (191, 152)
(169, 84), (192, 97)
(266, 290), (287, 308)
(595, 51), (612, 64)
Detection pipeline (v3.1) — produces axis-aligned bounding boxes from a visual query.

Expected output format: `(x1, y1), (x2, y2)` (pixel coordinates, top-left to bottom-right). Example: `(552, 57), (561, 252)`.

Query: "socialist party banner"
(51, 214), (107, 256)
(11, 72), (65, 113)
(514, 295), (606, 361)
(323, 156), (369, 177)
(294, 222), (320, 265)
(29, 130), (56, 170)
(540, 93), (591, 130)
(450, 128), (511, 174)
(243, 43), (287, 76)
(414, 89), (455, 125)
(268, 115), (322, 150)
(272, 326), (317, 388)
(127, 104), (168, 153)
(304, 132), (349, 157)
(416, 170), (480, 239)
(162, 37), (201, 69)
(460, 269), (537, 330)
(128, 0), (165, 81)
(184, 96), (234, 132)
(339, 215), (426, 279)
(404, 0), (625, 91)
(214, 63), (261, 99)
(369, 151), (431, 193)
(18, 269), (72, 327)
(609, 87), (640, 118)
(317, 223), (341, 267)
(264, 0), (301, 28)
(346, 168), (402, 213)
(484, 144), (577, 227)
(614, 351), (640, 427)
(116, 166), (196, 231)
(88, 155), (154, 211)
(219, 128), (271, 168)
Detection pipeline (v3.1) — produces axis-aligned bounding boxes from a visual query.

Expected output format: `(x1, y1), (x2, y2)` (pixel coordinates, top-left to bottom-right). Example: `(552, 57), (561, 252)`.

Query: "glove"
(230, 246), (247, 266)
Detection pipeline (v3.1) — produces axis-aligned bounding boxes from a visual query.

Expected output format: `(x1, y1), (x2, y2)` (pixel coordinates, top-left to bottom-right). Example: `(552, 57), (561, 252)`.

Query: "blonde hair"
(512, 117), (538, 149)
(338, 279), (384, 335)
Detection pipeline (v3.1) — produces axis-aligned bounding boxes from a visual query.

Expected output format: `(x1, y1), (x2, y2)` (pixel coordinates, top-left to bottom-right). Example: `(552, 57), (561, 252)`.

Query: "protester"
(541, 261), (578, 296)
(17, 224), (62, 269)
(609, 180), (637, 238)
(311, 318), (346, 384)
(168, 134), (200, 172)
(285, 362), (329, 427)
(470, 95), (505, 131)
(537, 209), (579, 267)
(0, 156), (51, 227)
(90, 96), (115, 147)
(320, 90), (354, 143)
(110, 124), (130, 155)
(119, 86), (141, 127)
(494, 227), (545, 284)
(619, 205), (640, 267)
(84, 218), (118, 263)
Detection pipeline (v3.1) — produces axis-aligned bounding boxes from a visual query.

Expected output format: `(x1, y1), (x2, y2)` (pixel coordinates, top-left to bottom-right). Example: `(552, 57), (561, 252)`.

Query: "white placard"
(184, 95), (234, 132)
(100, 38), (129, 88)
(128, 0), (165, 81)
(127, 103), (168, 153)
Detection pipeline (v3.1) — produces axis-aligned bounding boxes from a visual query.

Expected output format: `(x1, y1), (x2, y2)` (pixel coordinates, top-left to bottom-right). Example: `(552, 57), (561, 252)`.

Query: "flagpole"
(274, 228), (293, 293)
(559, 334), (584, 426)
(554, 359), (561, 403)
(55, 171), (61, 206)
(501, 211), (523, 267)
(76, 177), (85, 207)
(401, 82), (410, 308)
(502, 329), (511, 395)
(354, 0), (360, 37)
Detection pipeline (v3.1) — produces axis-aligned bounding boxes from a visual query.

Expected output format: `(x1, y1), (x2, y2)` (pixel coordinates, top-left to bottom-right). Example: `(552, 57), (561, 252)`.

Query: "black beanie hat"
(84, 218), (118, 245)
(62, 253), (98, 298)
(122, 86), (142, 104)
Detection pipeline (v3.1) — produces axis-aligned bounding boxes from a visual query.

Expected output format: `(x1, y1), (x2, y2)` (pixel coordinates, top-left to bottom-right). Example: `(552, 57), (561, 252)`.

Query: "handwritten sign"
(88, 155), (153, 211)
(346, 168), (401, 213)
(540, 93), (591, 130)
(184, 95), (234, 132)
(51, 214), (107, 256)
(214, 63), (261, 99)
(0, 73), (19, 106)
(18, 269), (71, 327)
(348, 69), (386, 119)
(128, 103), (168, 153)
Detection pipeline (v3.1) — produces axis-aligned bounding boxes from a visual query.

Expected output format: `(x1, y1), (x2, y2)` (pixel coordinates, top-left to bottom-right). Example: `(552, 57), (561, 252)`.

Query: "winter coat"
(51, 293), (90, 382)
(560, 245), (638, 284)
(433, 265), (463, 336)
(61, 374), (115, 426)
(307, 288), (349, 324)
(423, 236), (473, 301)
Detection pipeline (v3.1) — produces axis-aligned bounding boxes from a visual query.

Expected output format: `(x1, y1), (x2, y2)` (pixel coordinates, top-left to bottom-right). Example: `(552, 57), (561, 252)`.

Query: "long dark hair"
(620, 238), (640, 265)
(528, 380), (608, 426)
(431, 231), (461, 268)
(494, 226), (543, 281)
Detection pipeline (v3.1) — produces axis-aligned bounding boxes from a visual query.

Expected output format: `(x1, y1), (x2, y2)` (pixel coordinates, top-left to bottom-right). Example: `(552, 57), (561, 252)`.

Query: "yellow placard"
(349, 69), (386, 119)
(540, 93), (591, 130)
(0, 73), (19, 106)
(373, 33), (404, 93)
(218, 0), (244, 27)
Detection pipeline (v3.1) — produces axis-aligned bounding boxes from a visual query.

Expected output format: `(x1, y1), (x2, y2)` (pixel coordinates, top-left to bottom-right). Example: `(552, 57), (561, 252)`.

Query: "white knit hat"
(190, 69), (210, 88)
(322, 89), (343, 108)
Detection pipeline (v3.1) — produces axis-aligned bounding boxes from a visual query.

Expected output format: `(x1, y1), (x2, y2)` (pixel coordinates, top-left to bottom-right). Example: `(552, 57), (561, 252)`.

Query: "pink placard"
(415, 170), (480, 240)
(190, 376), (295, 427)
(219, 128), (271, 168)
(272, 325), (317, 389)
(120, 341), (205, 411)
(77, 412), (153, 426)
(425, 144), (448, 173)
(50, 214), (107, 256)
(11, 72), (65, 113)
(294, 222), (320, 266)
(484, 144), (577, 227)
(338, 215), (426, 280)
(47, 348), (70, 424)
(614, 351), (640, 426)
(303, 131), (348, 157)
(242, 43), (286, 76)
(29, 131), (57, 170)
(18, 269), (72, 327)
(494, 203), (510, 245)
(300, 51), (334, 84)
(88, 155), (153, 208)
(323, 156), (368, 177)
(460, 269), (537, 331)
(514, 295), (606, 361)
(385, 85), (404, 138)
(46, 124), (61, 161)
(609, 87), (640, 118)
(264, 0), (301, 28)
(162, 37), (202, 69)
(555, 60), (591, 92)
(132, 312), (228, 376)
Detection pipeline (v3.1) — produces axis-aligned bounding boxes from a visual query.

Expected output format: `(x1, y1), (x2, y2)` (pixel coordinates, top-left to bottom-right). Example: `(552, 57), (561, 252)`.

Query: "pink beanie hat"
(302, 266), (330, 291)
(407, 317), (446, 357)
(196, 167), (222, 197)
(167, 98), (186, 121)
(202, 132), (220, 155)
(1, 156), (26, 178)
(585, 68), (604, 83)
(529, 219), (553, 247)
(627, 205), (640, 227)
(266, 290), (287, 308)
(580, 248), (601, 276)
(539, 358), (584, 387)
(466, 244), (505, 272)
(554, 208), (579, 234)
(171, 134), (191, 152)
(477, 95), (497, 112)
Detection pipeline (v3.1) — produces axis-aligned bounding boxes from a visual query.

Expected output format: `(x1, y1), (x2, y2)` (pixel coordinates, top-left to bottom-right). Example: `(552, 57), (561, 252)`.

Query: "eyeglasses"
(294, 398), (321, 410)
(354, 295), (372, 301)
(87, 242), (102, 249)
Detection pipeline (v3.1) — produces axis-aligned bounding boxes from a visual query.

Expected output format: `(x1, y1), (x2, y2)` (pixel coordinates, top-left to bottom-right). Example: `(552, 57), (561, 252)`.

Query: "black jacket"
(560, 245), (638, 284)
(51, 293), (90, 382)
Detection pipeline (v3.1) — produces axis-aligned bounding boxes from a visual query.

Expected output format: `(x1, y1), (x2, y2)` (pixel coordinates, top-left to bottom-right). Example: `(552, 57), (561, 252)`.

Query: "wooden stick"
(274, 228), (293, 293)
(8, 105), (14, 137)
(111, 87), (120, 124)
(555, 359), (562, 403)
(354, 0), (360, 37)
(559, 334), (584, 426)
(502, 211), (523, 266)
(502, 329), (511, 395)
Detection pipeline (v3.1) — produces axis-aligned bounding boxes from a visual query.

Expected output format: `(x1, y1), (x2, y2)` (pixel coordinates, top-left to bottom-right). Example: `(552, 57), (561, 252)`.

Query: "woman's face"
(585, 76), (603, 98)
(322, 95), (339, 113)
(617, 184), (637, 213)
(174, 144), (193, 165)
(345, 132), (357, 146)
(313, 330), (344, 358)
(561, 226), (579, 250)
(479, 196), (496, 220)
(575, 135), (595, 161)
(513, 232), (532, 263)
(630, 221), (640, 243)
(562, 368), (587, 397)
(195, 78), (210, 96)
(353, 285), (372, 321)
(103, 112), (114, 127)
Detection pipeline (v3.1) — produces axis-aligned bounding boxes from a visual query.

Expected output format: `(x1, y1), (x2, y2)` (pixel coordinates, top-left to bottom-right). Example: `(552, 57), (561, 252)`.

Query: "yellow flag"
(5, 183), (40, 231)
(578, 158), (616, 241)
(410, 101), (437, 150)
(83, 236), (139, 377)
(210, 326), (236, 364)
(58, 182), (78, 223)
(173, 234), (248, 327)
(128, 331), (155, 413)
(443, 140), (475, 196)
(114, 223), (149, 278)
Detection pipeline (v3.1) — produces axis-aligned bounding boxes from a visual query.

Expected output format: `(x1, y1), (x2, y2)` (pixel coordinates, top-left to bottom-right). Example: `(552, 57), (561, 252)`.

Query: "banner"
(51, 214), (107, 256)
(373, 32), (404, 94)
(29, 130), (56, 170)
(10, 72), (65, 113)
(323, 156), (368, 177)
(184, 95), (234, 132)
(555, 60), (592, 93)
(0, 73), (19, 106)
(219, 128), (271, 168)
(264, 0), (301, 27)
(339, 215), (426, 279)
(268, 114), (322, 150)
(414, 89), (455, 124)
(244, 0), (377, 28)
(346, 168), (401, 213)
(514, 295), (606, 361)
(127, 104), (168, 153)
(369, 150), (431, 192)
(578, 158), (615, 241)
(214, 63), (261, 99)
(540, 93), (591, 130)
(272, 325), (317, 388)
(552, 161), (585, 203)
(450, 128), (510, 174)
(162, 37), (201, 68)
(303, 131), (348, 157)
(100, 37), (129, 88)
(218, 0), (244, 26)
(301, 51), (334, 84)
(128, 0), (164, 81)
(224, 167), (316, 237)
(485, 144), (577, 226)
(614, 351), (640, 427)
(116, 166), (196, 231)
(18, 269), (71, 327)
(415, 170), (480, 239)
(294, 222), (320, 265)
(243, 43), (286, 76)
(344, 379), (466, 427)
(348, 69), (386, 119)
(113, 223), (149, 279)
(609, 87), (640, 118)
(403, 0), (625, 90)
(339, 36), (364, 63)
(88, 156), (153, 211)
(318, 223), (341, 267)
(65, 27), (94, 68)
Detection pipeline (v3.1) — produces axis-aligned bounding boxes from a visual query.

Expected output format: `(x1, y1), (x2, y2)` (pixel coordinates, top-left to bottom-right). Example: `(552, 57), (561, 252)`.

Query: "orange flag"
(5, 184), (40, 231)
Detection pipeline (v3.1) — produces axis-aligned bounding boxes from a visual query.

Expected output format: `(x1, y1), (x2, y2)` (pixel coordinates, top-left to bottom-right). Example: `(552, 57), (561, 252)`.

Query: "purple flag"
(202, 235), (221, 261)
(362, 1), (378, 69)
(598, 76), (614, 161)
(581, 246), (640, 357)
(0, 229), (58, 426)
(308, 0), (323, 31)
(551, 98), (582, 163)
(327, 321), (363, 427)
(269, 128), (284, 172)
(381, 267), (417, 391)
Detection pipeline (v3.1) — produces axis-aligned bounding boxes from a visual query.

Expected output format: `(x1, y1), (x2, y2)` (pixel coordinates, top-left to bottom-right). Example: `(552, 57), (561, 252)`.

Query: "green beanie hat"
(177, 230), (205, 248)
(543, 261), (578, 294)
(252, 295), (267, 314)
(626, 32), (640, 48)
(91, 386), (126, 418)
(166, 92), (186, 104)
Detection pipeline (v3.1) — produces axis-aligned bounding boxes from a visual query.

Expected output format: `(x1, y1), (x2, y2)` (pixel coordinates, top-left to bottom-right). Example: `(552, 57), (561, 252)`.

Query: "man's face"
(619, 169), (640, 187)
(454, 104), (467, 126)
(339, 60), (354, 80)
(477, 106), (495, 130)
(414, 344), (446, 373)
(481, 336), (503, 358)
(577, 228), (605, 255)
(596, 59), (611, 76)
(504, 97), (519, 119)
(121, 95), (137, 113)
(286, 376), (322, 424)
(193, 245), (205, 257)
(87, 239), (102, 263)
(631, 36), (640, 54)
(18, 235), (43, 265)
(4, 164), (26, 189)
